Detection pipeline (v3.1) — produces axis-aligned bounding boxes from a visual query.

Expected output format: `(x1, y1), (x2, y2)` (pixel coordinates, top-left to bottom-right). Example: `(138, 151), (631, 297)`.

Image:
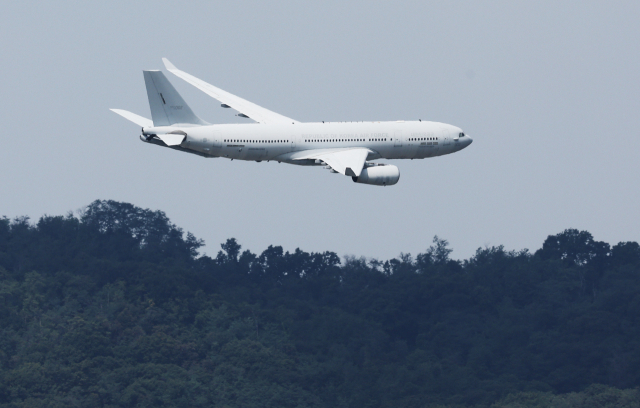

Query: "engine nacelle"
(352, 165), (400, 186)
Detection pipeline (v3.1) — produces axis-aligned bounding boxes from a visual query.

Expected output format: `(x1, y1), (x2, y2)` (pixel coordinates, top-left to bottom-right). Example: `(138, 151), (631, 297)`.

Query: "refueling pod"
(352, 164), (400, 186)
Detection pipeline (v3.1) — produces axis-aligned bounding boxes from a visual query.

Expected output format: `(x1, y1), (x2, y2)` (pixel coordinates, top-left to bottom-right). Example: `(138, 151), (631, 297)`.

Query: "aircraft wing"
(293, 148), (371, 177)
(162, 58), (299, 125)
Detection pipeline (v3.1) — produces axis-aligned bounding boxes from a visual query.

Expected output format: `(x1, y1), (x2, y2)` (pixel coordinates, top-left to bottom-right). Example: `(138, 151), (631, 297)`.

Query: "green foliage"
(491, 385), (640, 408)
(0, 200), (639, 407)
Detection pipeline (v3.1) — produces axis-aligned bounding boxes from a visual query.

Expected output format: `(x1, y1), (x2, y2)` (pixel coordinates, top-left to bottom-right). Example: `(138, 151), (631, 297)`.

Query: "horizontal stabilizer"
(110, 109), (153, 127)
(156, 133), (185, 146)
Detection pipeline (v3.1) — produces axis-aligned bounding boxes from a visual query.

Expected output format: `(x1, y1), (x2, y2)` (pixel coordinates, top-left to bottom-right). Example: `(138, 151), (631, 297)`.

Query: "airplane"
(111, 58), (472, 186)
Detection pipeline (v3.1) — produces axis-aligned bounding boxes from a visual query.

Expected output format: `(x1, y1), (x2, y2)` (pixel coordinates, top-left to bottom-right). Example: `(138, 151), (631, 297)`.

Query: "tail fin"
(143, 70), (208, 126)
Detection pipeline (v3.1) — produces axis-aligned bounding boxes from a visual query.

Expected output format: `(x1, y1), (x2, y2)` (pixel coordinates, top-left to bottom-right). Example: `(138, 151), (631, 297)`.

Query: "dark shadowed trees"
(0, 201), (639, 407)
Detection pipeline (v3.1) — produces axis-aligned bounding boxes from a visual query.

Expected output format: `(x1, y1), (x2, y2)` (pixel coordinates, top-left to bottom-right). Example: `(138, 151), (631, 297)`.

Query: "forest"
(1, 200), (639, 407)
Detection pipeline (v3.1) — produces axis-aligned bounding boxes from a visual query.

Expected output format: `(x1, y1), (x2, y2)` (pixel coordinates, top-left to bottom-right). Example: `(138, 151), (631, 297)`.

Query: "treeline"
(0, 200), (639, 407)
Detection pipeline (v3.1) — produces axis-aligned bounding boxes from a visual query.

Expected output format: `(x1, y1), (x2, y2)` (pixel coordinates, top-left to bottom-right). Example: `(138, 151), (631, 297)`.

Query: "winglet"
(162, 58), (177, 71)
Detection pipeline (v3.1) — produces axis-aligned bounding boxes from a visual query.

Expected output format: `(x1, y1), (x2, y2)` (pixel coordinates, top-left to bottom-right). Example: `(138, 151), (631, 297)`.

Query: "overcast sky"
(1, 1), (639, 261)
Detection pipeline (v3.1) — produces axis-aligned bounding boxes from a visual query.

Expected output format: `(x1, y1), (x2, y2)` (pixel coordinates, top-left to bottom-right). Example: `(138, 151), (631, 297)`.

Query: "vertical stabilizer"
(143, 70), (207, 126)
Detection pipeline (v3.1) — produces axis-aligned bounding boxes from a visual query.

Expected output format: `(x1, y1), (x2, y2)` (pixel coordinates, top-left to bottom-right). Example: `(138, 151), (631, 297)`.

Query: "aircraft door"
(210, 129), (222, 156)
(211, 129), (222, 148)
(441, 128), (451, 151)
(394, 131), (403, 147)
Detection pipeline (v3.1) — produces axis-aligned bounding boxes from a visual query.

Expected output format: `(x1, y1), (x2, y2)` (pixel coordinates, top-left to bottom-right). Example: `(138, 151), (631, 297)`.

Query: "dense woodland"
(1, 200), (640, 407)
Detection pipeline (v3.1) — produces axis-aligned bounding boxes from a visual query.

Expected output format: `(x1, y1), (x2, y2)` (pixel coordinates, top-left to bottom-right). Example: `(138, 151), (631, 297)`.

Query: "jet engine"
(352, 164), (400, 186)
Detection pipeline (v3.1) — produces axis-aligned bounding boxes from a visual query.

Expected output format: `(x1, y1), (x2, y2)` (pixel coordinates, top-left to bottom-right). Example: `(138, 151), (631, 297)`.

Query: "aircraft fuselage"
(141, 120), (472, 163)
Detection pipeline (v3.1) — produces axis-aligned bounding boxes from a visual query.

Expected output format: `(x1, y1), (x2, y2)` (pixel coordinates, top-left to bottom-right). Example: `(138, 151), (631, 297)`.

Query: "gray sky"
(1, 1), (639, 260)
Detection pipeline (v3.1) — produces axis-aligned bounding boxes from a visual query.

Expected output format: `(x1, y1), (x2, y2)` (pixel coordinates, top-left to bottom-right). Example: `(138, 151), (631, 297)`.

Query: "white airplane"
(112, 58), (472, 186)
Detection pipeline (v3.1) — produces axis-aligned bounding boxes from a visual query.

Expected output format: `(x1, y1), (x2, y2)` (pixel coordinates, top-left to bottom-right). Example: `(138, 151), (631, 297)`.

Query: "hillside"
(1, 200), (639, 407)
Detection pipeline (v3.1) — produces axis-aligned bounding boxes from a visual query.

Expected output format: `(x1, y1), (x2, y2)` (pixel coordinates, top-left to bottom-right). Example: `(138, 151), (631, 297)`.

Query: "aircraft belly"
(245, 147), (267, 160)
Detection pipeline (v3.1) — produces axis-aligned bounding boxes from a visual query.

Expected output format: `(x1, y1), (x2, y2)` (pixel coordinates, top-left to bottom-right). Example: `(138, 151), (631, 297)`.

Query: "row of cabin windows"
(304, 138), (387, 142)
(222, 137), (440, 144)
(224, 139), (288, 143)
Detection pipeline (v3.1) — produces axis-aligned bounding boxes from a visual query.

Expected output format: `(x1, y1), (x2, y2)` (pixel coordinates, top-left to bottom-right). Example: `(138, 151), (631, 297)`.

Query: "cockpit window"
(459, 132), (465, 137)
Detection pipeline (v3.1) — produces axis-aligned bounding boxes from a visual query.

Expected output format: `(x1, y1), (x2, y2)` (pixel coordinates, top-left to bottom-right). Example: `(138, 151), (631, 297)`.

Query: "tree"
(1, 202), (640, 407)
(536, 229), (609, 267)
